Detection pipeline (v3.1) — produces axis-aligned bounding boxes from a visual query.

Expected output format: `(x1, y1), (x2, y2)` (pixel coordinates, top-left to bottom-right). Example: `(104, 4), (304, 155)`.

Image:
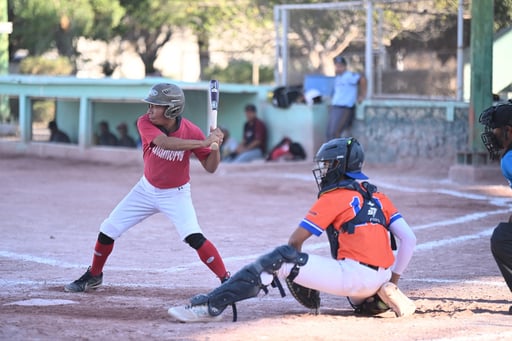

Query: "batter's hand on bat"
(205, 130), (223, 149)
(210, 126), (224, 139)
(210, 127), (224, 144)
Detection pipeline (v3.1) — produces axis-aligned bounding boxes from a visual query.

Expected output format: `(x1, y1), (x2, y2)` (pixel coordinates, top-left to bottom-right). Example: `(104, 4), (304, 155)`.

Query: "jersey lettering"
(151, 145), (185, 162)
(350, 196), (361, 215)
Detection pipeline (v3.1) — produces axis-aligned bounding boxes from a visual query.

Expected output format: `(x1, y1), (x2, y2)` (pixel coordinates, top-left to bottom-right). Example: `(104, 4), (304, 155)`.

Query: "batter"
(64, 83), (229, 292)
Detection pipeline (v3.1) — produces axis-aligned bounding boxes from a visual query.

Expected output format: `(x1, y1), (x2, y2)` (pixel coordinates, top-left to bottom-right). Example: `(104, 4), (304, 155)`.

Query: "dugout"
(0, 76), (262, 161)
(0, 73), (474, 168)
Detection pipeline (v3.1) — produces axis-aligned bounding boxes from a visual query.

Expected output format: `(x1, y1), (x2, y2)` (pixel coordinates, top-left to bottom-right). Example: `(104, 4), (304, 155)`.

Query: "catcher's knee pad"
(253, 244), (308, 275)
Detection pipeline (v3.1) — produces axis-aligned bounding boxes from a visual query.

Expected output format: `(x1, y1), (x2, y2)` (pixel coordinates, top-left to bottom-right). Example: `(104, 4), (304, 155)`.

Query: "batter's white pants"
(99, 176), (202, 240)
(261, 255), (392, 305)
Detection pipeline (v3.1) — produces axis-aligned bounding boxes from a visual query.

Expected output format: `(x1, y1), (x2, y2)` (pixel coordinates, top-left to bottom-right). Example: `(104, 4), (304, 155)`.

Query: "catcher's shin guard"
(191, 245), (309, 317)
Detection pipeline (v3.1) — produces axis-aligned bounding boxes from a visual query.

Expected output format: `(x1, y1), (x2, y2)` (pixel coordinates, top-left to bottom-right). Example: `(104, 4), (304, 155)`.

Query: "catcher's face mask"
(313, 160), (337, 190)
(479, 103), (512, 160)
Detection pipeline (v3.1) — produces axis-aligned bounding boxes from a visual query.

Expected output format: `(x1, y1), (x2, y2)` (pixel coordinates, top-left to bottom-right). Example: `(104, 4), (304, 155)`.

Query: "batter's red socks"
(196, 240), (228, 280)
(90, 241), (114, 276)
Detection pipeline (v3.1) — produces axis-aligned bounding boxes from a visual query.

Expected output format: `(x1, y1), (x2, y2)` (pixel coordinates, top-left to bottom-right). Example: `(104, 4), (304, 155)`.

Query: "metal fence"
(274, 0), (468, 100)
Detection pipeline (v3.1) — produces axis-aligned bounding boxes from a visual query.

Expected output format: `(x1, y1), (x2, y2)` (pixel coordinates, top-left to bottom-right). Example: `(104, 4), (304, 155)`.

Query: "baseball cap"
(333, 55), (347, 65)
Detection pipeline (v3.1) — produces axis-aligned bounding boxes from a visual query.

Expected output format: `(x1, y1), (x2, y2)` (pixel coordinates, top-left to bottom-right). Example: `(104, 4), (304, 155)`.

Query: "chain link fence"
(275, 0), (469, 100)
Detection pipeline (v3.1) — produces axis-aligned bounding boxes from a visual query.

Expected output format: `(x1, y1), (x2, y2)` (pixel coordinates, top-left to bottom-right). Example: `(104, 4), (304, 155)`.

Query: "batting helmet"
(143, 83), (185, 119)
(313, 137), (368, 192)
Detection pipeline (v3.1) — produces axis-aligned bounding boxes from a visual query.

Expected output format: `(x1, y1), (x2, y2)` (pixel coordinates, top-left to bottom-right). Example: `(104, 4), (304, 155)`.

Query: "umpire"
(479, 100), (512, 314)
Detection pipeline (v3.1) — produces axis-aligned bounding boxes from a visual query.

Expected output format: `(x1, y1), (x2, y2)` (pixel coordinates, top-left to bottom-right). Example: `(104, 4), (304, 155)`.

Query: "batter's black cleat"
(64, 267), (103, 293)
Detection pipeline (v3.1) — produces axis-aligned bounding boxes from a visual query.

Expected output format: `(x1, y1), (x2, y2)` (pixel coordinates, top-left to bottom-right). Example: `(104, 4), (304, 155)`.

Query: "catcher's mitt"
(285, 278), (321, 311)
(353, 294), (390, 316)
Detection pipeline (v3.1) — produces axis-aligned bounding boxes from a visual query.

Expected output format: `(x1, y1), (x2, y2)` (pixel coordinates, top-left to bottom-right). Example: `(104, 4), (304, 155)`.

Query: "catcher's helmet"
(478, 100), (512, 160)
(143, 83), (185, 119)
(313, 137), (368, 191)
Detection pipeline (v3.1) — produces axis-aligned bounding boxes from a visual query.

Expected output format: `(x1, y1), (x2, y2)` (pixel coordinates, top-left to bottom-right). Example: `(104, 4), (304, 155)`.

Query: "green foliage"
(32, 100), (55, 123)
(19, 56), (73, 75)
(7, 0), (512, 80)
(203, 60), (274, 84)
(9, 0), (125, 57)
(495, 0), (512, 32)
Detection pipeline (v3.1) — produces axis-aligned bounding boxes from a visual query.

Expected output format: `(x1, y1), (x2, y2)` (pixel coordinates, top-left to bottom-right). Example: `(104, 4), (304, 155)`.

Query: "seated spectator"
(116, 122), (137, 148)
(219, 126), (238, 160)
(96, 120), (118, 146)
(48, 120), (70, 143)
(224, 104), (267, 163)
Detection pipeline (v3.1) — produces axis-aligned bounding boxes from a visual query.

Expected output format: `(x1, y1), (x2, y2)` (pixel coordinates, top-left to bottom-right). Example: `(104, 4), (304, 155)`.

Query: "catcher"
(479, 100), (512, 314)
(168, 137), (417, 322)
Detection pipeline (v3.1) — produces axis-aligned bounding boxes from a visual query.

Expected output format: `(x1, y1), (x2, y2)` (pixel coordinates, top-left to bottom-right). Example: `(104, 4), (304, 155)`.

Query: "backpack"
(267, 137), (307, 161)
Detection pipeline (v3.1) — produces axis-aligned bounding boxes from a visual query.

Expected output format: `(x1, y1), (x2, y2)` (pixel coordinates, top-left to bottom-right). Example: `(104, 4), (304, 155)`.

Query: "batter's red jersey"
(299, 185), (401, 268)
(137, 114), (211, 189)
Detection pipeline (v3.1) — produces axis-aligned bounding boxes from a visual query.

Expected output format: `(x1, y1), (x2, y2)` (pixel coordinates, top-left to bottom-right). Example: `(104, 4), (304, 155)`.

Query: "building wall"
(0, 76), (476, 167)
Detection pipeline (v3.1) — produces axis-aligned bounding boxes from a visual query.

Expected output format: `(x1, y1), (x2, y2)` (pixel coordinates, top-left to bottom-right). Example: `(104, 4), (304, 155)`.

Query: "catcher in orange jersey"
(168, 137), (417, 322)
(64, 83), (230, 293)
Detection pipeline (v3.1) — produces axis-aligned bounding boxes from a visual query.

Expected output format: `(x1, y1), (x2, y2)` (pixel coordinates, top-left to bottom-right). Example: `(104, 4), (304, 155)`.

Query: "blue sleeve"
(501, 151), (512, 187)
(299, 219), (323, 236)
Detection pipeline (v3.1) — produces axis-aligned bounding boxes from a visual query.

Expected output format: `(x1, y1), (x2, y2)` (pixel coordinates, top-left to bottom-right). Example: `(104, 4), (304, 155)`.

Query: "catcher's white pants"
(261, 255), (391, 305)
(99, 176), (202, 240)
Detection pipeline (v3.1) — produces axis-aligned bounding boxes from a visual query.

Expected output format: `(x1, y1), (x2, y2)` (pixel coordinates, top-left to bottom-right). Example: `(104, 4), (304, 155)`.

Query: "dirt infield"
(1, 153), (512, 341)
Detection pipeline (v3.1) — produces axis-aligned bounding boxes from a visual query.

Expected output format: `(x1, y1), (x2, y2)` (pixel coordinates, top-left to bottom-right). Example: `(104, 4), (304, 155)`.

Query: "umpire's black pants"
(490, 222), (512, 292)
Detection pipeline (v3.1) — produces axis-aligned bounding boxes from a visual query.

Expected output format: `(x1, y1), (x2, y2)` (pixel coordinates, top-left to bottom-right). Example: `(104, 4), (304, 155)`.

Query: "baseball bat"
(209, 79), (219, 150)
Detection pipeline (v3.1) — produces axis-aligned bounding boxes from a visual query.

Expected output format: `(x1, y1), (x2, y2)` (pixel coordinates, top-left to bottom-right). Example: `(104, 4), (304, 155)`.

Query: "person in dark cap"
(326, 55), (367, 141)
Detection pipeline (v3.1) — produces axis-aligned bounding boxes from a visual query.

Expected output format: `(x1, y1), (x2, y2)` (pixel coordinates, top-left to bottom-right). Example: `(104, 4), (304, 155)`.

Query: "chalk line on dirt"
(0, 222), (499, 273)
(2, 172), (510, 292)
(0, 277), (505, 289)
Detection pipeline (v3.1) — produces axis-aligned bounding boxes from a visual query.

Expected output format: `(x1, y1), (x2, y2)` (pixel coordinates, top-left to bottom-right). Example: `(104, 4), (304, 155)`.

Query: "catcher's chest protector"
(326, 183), (394, 259)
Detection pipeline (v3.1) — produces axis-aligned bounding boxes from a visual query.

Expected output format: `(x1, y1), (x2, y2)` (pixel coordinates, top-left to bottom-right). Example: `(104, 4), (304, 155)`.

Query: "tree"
(254, 0), (512, 78)
(494, 0), (512, 32)
(9, 0), (124, 71)
(164, 0), (273, 81)
(114, 0), (178, 76)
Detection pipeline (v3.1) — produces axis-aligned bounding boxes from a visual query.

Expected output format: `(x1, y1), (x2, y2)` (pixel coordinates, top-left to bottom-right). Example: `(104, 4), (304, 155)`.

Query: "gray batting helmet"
(143, 83), (185, 119)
